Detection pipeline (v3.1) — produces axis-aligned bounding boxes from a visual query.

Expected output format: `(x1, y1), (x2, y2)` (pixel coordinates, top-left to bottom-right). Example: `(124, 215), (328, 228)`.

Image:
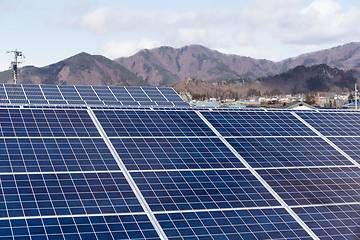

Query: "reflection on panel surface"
(156, 208), (312, 240)
(201, 110), (316, 137)
(228, 137), (351, 168)
(132, 169), (280, 212)
(111, 137), (244, 170)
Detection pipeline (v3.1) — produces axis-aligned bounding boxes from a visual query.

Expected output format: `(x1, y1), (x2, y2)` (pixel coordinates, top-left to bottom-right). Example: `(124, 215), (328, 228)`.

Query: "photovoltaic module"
(0, 83), (359, 239)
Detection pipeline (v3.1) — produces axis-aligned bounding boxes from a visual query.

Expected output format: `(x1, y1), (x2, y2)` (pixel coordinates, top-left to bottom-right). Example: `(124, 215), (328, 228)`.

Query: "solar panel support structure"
(195, 110), (320, 240)
(86, 107), (168, 240)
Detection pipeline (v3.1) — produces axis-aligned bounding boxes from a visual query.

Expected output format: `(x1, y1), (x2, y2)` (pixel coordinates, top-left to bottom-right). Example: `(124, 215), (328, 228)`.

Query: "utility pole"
(6, 49), (24, 84)
(355, 83), (358, 110)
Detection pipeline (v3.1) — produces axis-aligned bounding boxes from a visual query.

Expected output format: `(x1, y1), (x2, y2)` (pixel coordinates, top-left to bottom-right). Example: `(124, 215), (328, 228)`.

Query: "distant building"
(341, 100), (360, 109)
(281, 101), (318, 110)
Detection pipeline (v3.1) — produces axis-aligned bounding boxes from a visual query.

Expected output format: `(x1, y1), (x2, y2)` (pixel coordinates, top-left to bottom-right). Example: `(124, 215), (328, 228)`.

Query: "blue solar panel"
(126, 88), (151, 102)
(131, 169), (280, 212)
(109, 86), (134, 100)
(4, 84), (26, 99)
(158, 88), (184, 102)
(58, 85), (82, 101)
(29, 100), (49, 105)
(23, 84), (45, 100)
(258, 167), (360, 206)
(0, 84), (7, 99)
(48, 100), (67, 105)
(155, 101), (173, 107)
(138, 101), (156, 107)
(41, 85), (64, 100)
(5, 84), (360, 239)
(0, 138), (120, 172)
(156, 208), (312, 240)
(201, 110), (316, 137)
(227, 137), (352, 168)
(329, 137), (360, 162)
(0, 84), (188, 107)
(0, 172), (143, 218)
(95, 109), (216, 137)
(0, 108), (100, 137)
(0, 214), (161, 240)
(10, 99), (29, 104)
(92, 86), (118, 101)
(111, 137), (244, 170)
(76, 86), (100, 101)
(142, 88), (168, 102)
(293, 204), (360, 240)
(102, 101), (123, 106)
(121, 101), (140, 106)
(296, 112), (360, 136)
(67, 100), (86, 105)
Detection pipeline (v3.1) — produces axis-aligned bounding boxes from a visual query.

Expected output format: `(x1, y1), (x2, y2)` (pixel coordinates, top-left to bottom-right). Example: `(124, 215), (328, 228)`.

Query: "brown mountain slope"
(115, 45), (280, 86)
(170, 64), (360, 101)
(281, 42), (360, 70)
(0, 52), (147, 86)
(115, 42), (360, 87)
(1, 42), (360, 87)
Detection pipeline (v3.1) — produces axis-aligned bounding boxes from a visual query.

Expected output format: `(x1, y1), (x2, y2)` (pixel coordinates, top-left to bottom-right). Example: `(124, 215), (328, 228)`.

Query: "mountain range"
(0, 42), (360, 97)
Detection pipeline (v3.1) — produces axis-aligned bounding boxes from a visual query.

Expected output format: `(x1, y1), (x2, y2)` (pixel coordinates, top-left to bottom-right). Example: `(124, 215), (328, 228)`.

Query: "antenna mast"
(6, 49), (24, 84)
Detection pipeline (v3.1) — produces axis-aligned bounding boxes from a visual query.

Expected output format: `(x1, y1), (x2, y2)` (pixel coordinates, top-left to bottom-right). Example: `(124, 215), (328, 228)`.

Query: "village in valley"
(190, 92), (357, 109)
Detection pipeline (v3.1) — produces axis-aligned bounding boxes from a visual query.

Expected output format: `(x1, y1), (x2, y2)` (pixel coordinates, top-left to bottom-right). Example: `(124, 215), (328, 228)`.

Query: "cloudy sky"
(0, 0), (359, 71)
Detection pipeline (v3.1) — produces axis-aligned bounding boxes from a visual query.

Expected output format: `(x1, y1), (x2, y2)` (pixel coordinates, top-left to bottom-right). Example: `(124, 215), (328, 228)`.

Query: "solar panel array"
(1, 84), (360, 239)
(0, 84), (188, 107)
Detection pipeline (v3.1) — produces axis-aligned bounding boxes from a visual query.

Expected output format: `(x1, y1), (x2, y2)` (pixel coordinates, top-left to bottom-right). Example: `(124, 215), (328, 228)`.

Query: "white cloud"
(66, 6), (151, 34)
(275, 0), (360, 44)
(64, 0), (360, 61)
(301, 0), (341, 19)
(98, 39), (160, 59)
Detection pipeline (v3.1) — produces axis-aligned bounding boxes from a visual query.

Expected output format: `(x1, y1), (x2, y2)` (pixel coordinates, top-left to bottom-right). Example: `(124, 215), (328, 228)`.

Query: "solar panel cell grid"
(0, 172), (143, 218)
(0, 108), (100, 137)
(58, 86), (82, 101)
(328, 137), (360, 163)
(0, 214), (161, 240)
(296, 112), (360, 136)
(23, 85), (45, 100)
(156, 208), (312, 240)
(4, 84), (26, 100)
(95, 110), (216, 137)
(131, 169), (280, 212)
(75, 86), (100, 101)
(29, 100), (49, 105)
(111, 137), (244, 170)
(201, 111), (316, 137)
(293, 204), (360, 240)
(0, 85), (7, 99)
(143, 89), (168, 102)
(227, 137), (352, 168)
(257, 167), (360, 206)
(0, 138), (120, 173)
(158, 88), (184, 102)
(40, 85), (63, 100)
(92, 87), (118, 101)
(10, 99), (29, 104)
